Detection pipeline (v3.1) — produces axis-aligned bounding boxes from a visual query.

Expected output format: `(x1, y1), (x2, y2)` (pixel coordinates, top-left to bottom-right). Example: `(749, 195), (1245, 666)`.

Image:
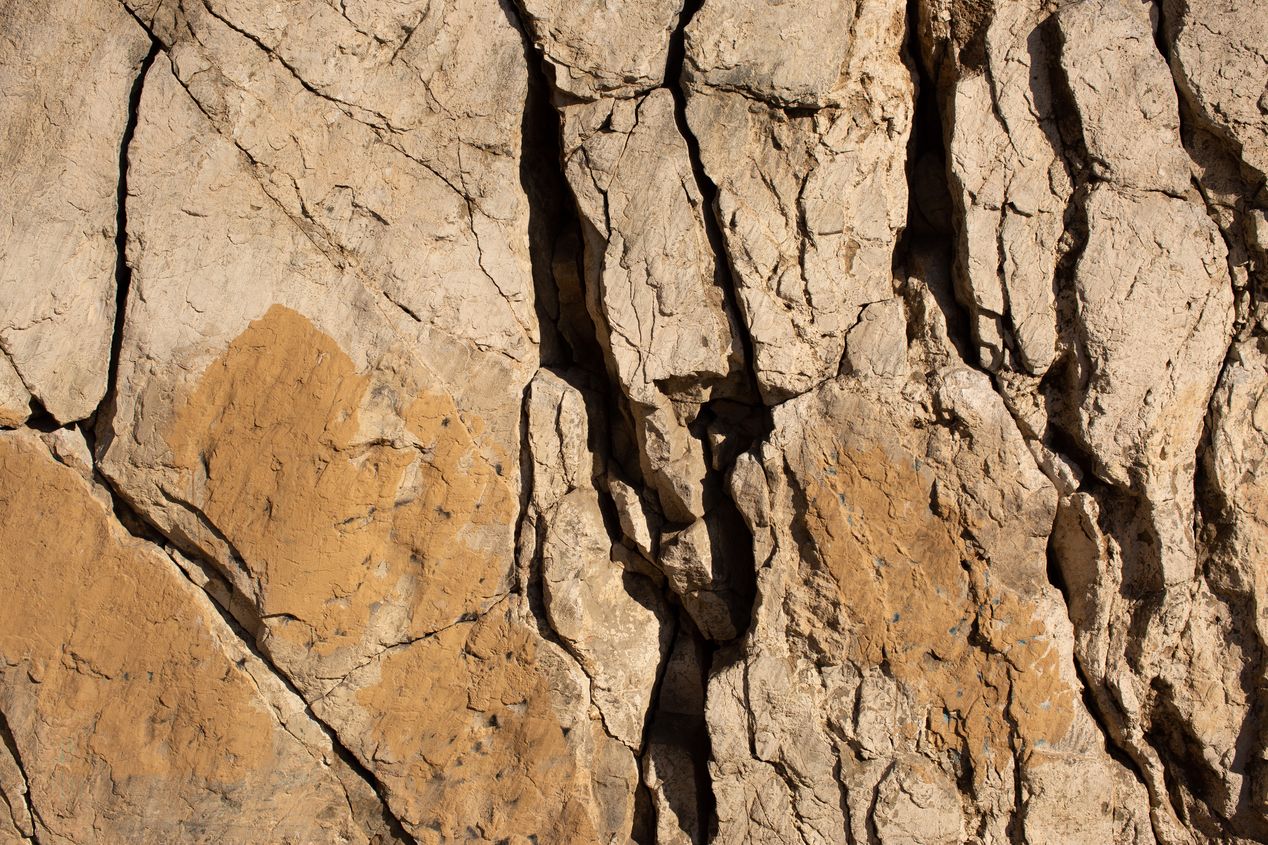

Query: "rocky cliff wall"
(1, 0), (1266, 842)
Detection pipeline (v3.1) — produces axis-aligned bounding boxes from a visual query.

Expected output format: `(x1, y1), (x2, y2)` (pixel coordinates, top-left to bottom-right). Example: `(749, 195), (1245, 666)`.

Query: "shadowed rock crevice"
(666, 0), (764, 397)
(101, 40), (160, 422)
(507, 0), (777, 835)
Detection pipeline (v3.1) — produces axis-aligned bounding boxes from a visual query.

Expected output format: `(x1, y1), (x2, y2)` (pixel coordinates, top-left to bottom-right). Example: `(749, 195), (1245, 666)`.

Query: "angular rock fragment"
(525, 369), (672, 750)
(1164, 0), (1268, 189)
(918, 0), (1070, 375)
(517, 0), (683, 99)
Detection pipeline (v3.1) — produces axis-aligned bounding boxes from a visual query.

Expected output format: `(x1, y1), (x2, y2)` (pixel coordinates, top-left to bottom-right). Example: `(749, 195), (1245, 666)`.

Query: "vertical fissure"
(904, 5), (1191, 843)
(98, 40), (159, 431)
(505, 0), (775, 837)
(664, 0), (764, 400)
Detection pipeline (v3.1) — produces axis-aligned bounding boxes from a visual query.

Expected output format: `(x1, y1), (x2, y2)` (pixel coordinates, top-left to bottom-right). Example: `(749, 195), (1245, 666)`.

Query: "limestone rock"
(685, 0), (913, 400)
(525, 369), (672, 750)
(2, 0), (1266, 841)
(0, 0), (151, 422)
(1164, 0), (1268, 188)
(94, 44), (628, 842)
(517, 0), (683, 99)
(0, 430), (392, 844)
(711, 309), (1152, 842)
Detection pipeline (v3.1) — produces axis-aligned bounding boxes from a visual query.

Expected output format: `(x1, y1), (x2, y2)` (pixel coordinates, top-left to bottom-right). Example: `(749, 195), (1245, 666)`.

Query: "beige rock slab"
(101, 59), (523, 694)
(685, 0), (913, 400)
(517, 0), (684, 99)
(0, 0), (151, 422)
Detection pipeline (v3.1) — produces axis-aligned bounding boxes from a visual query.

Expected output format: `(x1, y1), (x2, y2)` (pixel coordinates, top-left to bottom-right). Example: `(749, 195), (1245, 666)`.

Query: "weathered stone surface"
(102, 59), (523, 693)
(920, 0), (1070, 375)
(1164, 0), (1268, 188)
(0, 0), (150, 422)
(130, 0), (539, 370)
(93, 46), (630, 842)
(3, 0), (1266, 841)
(525, 369), (672, 749)
(0, 430), (392, 844)
(711, 282), (1153, 841)
(314, 603), (637, 844)
(685, 0), (913, 400)
(517, 0), (682, 99)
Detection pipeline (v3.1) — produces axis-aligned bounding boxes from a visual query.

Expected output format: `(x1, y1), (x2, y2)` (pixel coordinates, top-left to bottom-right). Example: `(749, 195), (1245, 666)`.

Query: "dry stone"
(0, 0), (151, 422)
(2, 0), (1266, 841)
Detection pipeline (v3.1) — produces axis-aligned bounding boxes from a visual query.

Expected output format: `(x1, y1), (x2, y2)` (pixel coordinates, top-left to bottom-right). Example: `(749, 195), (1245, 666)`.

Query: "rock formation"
(1, 0), (1265, 842)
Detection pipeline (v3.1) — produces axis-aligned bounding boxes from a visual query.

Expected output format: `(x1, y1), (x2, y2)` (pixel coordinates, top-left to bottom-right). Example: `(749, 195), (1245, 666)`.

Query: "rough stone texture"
(712, 273), (1153, 844)
(0, 429), (396, 844)
(0, 0), (151, 423)
(685, 0), (914, 401)
(3, 0), (1267, 842)
(1165, 0), (1268, 190)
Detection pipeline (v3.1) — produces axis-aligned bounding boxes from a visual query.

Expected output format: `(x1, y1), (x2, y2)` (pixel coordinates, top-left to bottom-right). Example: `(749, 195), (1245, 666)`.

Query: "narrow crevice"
(501, 5), (702, 789)
(667, 0), (769, 702)
(909, 11), (1187, 843)
(1072, 636), (1179, 845)
(633, 612), (691, 845)
(22, 398), (59, 434)
(505, 3), (773, 838)
(900, 1), (983, 373)
(0, 710), (42, 844)
(1046, 524), (1158, 803)
(664, 0), (764, 409)
(97, 40), (159, 443)
(662, 23), (769, 816)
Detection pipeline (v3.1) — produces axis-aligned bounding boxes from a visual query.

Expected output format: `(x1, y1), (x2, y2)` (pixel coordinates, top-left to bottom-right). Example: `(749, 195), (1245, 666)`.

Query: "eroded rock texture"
(2, 0), (1266, 841)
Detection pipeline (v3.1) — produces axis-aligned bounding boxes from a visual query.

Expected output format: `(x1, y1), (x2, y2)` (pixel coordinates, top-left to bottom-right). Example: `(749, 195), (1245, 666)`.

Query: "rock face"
(1, 0), (1265, 842)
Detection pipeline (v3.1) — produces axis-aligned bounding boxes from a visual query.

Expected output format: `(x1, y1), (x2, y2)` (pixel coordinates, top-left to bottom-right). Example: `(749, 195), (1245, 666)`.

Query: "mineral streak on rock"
(2, 0), (1267, 841)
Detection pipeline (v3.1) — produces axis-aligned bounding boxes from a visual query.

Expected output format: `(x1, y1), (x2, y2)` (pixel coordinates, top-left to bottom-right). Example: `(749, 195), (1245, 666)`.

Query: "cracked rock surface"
(2, 0), (1266, 842)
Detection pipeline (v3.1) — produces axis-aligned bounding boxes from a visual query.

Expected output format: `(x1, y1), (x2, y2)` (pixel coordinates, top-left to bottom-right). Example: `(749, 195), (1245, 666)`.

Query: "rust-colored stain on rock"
(803, 442), (1075, 773)
(343, 609), (606, 844)
(166, 304), (516, 668)
(0, 432), (364, 842)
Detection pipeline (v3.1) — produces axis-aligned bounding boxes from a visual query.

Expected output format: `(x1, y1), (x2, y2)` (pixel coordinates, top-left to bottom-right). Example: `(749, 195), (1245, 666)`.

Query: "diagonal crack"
(81, 33), (415, 839)
(93, 467), (416, 843)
